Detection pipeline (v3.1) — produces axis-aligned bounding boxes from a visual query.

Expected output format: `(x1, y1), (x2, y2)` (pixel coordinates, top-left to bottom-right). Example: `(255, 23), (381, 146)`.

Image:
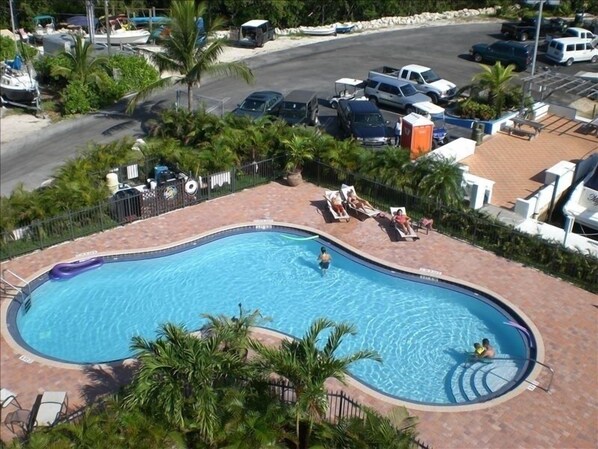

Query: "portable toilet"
(400, 113), (434, 159)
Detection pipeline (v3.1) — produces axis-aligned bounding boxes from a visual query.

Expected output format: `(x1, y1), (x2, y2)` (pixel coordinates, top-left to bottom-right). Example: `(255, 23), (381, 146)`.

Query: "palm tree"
(323, 406), (417, 449)
(201, 305), (269, 358)
(123, 322), (250, 445)
(472, 61), (517, 118)
(412, 156), (464, 208)
(250, 318), (382, 449)
(51, 34), (109, 87)
(126, 1), (254, 113)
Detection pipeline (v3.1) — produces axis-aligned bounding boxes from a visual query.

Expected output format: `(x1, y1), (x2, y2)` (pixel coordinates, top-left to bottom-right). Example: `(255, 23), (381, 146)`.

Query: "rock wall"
(276, 7), (498, 35)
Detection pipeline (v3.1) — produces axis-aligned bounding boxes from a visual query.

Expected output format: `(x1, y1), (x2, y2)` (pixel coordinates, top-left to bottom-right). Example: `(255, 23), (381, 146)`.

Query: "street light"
(530, 0), (545, 77)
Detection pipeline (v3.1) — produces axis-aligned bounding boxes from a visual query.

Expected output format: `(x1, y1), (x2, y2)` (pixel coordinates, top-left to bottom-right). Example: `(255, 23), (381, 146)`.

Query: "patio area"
(1, 180), (596, 448)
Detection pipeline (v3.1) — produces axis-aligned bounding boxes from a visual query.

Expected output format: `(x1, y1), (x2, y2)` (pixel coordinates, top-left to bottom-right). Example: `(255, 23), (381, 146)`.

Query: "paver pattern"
(1, 178), (596, 448)
(463, 115), (598, 209)
(2, 124), (598, 448)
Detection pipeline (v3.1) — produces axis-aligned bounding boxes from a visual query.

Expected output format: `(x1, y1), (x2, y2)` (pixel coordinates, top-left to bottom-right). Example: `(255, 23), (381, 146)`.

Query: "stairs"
(450, 358), (522, 403)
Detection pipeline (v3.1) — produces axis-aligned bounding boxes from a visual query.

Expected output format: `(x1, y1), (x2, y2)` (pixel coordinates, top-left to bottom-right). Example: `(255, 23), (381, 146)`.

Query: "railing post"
(337, 391), (344, 422)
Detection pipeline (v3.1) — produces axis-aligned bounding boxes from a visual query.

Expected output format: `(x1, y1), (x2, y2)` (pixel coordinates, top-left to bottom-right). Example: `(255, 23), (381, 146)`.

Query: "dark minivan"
(337, 99), (388, 147)
(470, 41), (532, 71)
(279, 90), (319, 126)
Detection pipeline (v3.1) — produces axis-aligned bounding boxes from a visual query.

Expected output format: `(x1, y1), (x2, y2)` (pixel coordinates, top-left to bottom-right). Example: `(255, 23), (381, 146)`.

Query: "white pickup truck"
(368, 64), (457, 104)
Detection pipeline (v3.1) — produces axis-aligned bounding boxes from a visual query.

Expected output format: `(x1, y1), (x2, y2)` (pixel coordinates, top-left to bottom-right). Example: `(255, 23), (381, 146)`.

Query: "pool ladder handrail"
(492, 355), (554, 393)
(0, 269), (32, 300)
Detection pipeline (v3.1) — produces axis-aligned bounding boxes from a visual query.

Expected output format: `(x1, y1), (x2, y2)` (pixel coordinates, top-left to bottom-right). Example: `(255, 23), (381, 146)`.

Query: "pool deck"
(1, 180), (596, 448)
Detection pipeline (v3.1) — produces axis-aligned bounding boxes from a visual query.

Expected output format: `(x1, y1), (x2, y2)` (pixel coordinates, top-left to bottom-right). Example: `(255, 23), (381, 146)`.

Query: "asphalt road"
(1, 22), (593, 194)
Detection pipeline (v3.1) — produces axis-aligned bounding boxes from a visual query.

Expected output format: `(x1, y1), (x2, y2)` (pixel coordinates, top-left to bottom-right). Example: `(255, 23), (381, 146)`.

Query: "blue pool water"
(15, 230), (530, 404)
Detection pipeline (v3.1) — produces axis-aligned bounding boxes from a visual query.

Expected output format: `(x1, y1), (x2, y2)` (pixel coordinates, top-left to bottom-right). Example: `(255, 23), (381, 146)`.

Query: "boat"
(0, 56), (40, 105)
(300, 25), (337, 36)
(94, 28), (151, 45)
(335, 23), (356, 34)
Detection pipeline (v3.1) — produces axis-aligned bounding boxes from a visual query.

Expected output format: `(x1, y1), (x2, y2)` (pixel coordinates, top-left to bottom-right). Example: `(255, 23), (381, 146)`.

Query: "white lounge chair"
(324, 190), (350, 222)
(340, 184), (380, 218)
(390, 207), (418, 240)
(1, 388), (21, 409)
(33, 391), (68, 428)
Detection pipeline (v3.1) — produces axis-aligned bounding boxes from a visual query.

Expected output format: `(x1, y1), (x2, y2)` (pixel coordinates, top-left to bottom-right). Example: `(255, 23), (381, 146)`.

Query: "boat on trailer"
(0, 56), (40, 106)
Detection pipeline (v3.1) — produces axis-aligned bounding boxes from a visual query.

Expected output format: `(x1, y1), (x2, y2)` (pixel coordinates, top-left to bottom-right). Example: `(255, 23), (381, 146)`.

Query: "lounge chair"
(33, 391), (68, 428)
(390, 207), (418, 240)
(340, 184), (380, 218)
(1, 388), (21, 409)
(324, 190), (350, 222)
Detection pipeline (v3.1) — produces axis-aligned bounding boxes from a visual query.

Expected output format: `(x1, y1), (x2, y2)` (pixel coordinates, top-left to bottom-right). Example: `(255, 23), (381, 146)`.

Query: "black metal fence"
(0, 157), (284, 261)
(304, 160), (598, 293)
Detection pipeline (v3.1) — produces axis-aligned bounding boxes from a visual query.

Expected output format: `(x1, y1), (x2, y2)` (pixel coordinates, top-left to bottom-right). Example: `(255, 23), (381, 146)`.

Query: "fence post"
(317, 159), (321, 186)
(68, 209), (75, 241)
(337, 391), (344, 422)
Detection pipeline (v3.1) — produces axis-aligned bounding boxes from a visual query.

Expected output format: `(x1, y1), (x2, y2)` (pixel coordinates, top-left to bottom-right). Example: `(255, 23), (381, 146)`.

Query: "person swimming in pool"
(318, 247), (331, 273)
(473, 342), (486, 358)
(482, 338), (495, 358)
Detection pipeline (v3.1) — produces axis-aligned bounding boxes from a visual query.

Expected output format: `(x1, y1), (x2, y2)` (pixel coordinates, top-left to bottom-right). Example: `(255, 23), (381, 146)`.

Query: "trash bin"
(471, 122), (485, 146)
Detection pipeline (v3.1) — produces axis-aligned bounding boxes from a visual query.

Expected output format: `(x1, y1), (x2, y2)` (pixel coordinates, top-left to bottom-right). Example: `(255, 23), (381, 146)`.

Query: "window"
(566, 44), (575, 51)
(378, 83), (393, 93)
(576, 43), (585, 51)
(366, 79), (379, 88)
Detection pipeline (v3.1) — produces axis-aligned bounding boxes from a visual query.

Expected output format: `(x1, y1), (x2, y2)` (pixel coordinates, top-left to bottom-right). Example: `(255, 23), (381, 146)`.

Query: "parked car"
(368, 64), (456, 104)
(279, 90), (319, 126)
(232, 91), (284, 120)
(365, 76), (431, 113)
(337, 99), (389, 147)
(546, 37), (598, 65)
(469, 41), (533, 71)
(500, 16), (568, 42)
(546, 27), (597, 44)
(237, 19), (276, 47)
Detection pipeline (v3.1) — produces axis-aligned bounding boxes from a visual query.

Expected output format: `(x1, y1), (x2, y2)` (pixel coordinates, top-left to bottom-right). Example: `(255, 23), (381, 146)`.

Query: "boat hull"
(0, 85), (38, 103)
(94, 30), (150, 45)
(301, 27), (337, 36)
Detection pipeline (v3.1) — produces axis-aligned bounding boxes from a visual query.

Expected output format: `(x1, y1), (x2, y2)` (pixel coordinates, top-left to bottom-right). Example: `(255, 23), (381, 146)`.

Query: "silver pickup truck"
(368, 64), (457, 104)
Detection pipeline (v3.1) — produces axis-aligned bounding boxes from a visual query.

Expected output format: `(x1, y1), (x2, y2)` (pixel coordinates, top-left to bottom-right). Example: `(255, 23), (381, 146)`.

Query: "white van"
(546, 37), (598, 66)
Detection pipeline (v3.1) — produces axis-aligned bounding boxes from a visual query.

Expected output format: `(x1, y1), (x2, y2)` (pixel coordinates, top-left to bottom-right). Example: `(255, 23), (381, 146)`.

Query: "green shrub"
(34, 54), (71, 89)
(61, 80), (99, 114)
(106, 54), (159, 94)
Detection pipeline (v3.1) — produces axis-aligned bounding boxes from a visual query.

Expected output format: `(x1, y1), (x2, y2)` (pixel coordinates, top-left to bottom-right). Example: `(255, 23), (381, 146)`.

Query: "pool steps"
(451, 359), (521, 403)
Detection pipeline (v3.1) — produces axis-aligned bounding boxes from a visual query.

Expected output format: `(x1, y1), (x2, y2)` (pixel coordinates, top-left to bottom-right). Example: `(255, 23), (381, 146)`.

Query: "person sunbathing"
(330, 193), (346, 215)
(347, 190), (374, 212)
(393, 209), (417, 235)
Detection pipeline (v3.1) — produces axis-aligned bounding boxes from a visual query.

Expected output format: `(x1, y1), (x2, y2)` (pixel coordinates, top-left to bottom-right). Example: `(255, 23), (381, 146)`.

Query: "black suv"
(337, 99), (388, 147)
(279, 90), (319, 126)
(232, 91), (284, 120)
(469, 41), (532, 71)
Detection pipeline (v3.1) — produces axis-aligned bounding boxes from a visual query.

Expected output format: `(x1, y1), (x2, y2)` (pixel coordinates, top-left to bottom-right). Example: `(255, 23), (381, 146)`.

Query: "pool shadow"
(80, 362), (137, 404)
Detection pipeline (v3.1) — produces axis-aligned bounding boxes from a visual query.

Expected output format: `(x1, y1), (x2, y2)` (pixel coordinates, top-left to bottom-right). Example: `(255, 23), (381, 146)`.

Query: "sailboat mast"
(8, 0), (19, 52)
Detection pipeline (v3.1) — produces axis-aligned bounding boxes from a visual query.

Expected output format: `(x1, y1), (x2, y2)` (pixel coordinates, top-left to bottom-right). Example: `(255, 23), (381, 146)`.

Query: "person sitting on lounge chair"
(347, 190), (374, 212)
(393, 209), (417, 236)
(331, 193), (346, 215)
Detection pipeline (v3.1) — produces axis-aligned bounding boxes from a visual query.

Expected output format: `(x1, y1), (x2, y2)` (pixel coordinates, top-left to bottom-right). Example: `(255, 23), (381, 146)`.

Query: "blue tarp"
(66, 16), (97, 27)
(7, 55), (23, 70)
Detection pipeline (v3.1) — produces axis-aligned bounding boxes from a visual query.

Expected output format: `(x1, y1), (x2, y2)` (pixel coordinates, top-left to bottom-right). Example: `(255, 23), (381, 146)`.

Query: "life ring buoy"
(185, 179), (199, 195)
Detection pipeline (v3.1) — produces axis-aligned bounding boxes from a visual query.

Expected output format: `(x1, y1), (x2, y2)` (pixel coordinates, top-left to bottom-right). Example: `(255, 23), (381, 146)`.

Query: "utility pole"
(87, 0), (95, 44)
(104, 0), (111, 55)
(530, 0), (544, 77)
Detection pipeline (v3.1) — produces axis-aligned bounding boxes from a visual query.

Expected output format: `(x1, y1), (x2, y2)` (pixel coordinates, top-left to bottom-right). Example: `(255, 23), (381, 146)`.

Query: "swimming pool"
(9, 226), (535, 405)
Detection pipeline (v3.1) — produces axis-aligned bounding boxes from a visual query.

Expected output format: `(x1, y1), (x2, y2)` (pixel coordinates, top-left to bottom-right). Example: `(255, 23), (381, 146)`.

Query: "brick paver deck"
(1, 180), (596, 448)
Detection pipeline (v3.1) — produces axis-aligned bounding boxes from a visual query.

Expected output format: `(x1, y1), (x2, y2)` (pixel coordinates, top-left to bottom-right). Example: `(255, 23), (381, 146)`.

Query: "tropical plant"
(126, 1), (254, 113)
(471, 61), (518, 118)
(280, 133), (316, 174)
(250, 318), (382, 449)
(50, 34), (109, 87)
(321, 406), (417, 449)
(411, 156), (465, 208)
(123, 322), (251, 445)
